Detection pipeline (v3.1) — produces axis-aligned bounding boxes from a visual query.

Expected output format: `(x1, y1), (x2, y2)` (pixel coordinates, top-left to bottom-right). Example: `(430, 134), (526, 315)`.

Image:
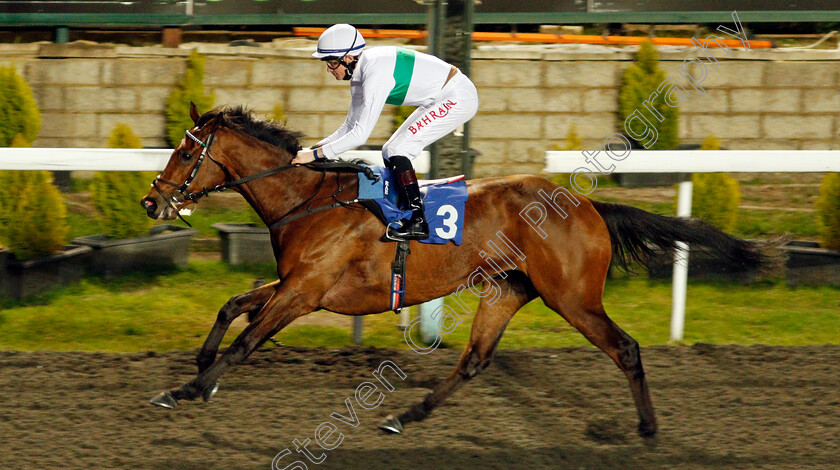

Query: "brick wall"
(470, 48), (839, 176)
(2, 42), (837, 177)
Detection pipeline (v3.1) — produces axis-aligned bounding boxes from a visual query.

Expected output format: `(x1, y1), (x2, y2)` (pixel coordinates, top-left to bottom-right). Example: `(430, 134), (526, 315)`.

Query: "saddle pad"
(358, 166), (468, 245)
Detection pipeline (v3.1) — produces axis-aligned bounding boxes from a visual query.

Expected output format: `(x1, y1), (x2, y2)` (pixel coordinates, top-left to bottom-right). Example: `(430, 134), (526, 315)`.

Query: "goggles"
(322, 58), (343, 70)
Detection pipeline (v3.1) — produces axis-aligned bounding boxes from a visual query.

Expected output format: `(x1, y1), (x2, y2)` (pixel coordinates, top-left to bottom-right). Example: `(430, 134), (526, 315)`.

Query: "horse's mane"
(197, 105), (304, 155)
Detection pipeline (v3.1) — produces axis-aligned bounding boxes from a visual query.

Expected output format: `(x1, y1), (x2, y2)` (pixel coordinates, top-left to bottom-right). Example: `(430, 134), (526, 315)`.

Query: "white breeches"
(382, 73), (479, 162)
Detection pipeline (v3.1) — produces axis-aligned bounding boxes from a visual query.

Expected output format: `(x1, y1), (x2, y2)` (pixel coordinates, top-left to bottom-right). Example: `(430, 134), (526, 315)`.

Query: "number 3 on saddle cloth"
(357, 166), (468, 313)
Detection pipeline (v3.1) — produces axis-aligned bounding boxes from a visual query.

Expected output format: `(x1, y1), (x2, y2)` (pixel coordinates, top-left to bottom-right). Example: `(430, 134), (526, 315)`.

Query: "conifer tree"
(166, 51), (215, 146)
(619, 41), (679, 150)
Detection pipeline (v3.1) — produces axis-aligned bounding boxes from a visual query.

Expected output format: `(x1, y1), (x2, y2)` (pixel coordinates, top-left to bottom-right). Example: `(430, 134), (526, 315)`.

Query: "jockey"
(292, 23), (479, 240)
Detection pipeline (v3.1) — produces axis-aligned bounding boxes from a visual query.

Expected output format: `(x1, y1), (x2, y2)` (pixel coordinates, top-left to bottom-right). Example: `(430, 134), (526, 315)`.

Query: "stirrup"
(387, 219), (429, 240)
(384, 221), (407, 242)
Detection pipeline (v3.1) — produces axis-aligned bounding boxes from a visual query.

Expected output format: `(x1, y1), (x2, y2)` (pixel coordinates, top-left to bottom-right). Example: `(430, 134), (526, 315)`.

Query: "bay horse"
(141, 103), (764, 437)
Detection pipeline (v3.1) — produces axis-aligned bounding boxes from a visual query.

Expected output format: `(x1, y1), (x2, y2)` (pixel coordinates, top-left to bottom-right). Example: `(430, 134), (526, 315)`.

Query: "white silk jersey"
(316, 46), (454, 159)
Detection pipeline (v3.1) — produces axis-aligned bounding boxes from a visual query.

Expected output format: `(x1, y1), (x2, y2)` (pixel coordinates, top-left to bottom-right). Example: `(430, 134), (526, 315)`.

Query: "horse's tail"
(589, 200), (767, 273)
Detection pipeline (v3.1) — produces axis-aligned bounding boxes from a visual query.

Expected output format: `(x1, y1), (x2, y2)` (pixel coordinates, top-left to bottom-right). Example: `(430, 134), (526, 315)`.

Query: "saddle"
(358, 166), (468, 245)
(302, 161), (469, 313)
(357, 165), (469, 314)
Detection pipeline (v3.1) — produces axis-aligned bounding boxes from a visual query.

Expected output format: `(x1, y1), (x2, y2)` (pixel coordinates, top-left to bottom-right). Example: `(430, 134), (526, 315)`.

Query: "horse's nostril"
(142, 198), (157, 214)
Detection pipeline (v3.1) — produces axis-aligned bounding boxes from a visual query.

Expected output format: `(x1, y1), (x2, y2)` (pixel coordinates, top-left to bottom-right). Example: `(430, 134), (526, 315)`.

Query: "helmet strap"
(343, 56), (358, 80)
(339, 27), (359, 80)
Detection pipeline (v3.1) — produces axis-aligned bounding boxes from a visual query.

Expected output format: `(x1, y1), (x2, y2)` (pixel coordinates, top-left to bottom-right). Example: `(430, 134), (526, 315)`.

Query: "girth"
(390, 239), (411, 314)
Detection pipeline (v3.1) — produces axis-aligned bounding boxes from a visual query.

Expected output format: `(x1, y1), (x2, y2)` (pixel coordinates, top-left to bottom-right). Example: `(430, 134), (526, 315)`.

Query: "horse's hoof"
(638, 421), (658, 438)
(377, 415), (404, 434)
(203, 382), (219, 402)
(150, 391), (178, 409)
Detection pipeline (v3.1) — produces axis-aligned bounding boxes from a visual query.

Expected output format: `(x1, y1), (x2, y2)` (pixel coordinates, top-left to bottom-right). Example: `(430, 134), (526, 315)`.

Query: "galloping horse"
(141, 104), (764, 437)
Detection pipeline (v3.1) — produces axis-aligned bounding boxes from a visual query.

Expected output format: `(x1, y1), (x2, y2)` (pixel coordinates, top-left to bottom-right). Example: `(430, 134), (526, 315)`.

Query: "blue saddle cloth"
(358, 166), (468, 245)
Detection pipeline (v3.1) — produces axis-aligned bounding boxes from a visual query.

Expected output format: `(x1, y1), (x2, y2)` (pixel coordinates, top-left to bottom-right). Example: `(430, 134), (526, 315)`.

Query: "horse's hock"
(5, 41), (839, 177)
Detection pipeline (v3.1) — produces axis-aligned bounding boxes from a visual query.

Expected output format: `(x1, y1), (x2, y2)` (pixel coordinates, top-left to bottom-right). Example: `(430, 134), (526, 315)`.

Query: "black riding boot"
(387, 156), (429, 240)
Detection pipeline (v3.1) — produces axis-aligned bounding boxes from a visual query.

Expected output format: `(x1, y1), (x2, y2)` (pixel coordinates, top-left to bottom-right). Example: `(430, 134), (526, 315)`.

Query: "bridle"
(154, 129), (223, 200)
(151, 126), (378, 228)
(151, 128), (230, 226)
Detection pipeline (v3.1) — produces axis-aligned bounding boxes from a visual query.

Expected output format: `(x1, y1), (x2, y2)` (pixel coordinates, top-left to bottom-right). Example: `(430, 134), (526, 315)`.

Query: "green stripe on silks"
(386, 48), (416, 105)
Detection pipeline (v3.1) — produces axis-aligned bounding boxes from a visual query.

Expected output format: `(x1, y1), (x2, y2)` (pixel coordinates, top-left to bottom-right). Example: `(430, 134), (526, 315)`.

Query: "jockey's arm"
(303, 68), (393, 162)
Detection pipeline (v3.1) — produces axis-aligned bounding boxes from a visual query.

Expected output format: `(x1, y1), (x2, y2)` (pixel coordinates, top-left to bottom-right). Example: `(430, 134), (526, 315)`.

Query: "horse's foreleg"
(196, 280), (279, 374)
(384, 273), (535, 432)
(153, 281), (318, 406)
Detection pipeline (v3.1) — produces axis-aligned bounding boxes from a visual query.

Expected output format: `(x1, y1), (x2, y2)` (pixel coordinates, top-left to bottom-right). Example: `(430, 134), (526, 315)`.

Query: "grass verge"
(0, 261), (836, 352)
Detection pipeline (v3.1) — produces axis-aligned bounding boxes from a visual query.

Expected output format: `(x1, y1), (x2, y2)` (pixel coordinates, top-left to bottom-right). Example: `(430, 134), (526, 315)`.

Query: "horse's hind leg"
(544, 293), (657, 437)
(382, 272), (536, 432)
(196, 280), (279, 374)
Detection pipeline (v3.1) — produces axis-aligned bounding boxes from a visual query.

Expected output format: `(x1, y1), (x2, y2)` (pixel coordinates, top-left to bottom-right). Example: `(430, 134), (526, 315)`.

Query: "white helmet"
(312, 24), (365, 59)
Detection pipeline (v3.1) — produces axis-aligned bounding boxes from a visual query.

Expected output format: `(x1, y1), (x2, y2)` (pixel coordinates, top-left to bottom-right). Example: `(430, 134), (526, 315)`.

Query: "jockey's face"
(324, 56), (353, 80)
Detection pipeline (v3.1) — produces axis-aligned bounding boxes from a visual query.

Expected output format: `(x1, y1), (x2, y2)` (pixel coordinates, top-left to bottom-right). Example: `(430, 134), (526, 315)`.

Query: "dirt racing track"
(1, 344), (839, 469)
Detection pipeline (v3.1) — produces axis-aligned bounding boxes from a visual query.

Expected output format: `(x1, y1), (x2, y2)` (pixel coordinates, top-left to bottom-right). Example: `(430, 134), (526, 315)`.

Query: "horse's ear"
(189, 102), (200, 125)
(204, 113), (223, 132)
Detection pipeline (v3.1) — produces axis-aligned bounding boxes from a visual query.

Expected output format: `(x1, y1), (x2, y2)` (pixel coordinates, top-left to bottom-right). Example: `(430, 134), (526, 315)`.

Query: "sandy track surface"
(1, 345), (839, 469)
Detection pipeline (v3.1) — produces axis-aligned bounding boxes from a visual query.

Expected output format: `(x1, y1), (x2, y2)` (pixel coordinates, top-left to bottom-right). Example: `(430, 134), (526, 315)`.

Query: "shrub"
(0, 171), (29, 248)
(165, 50), (214, 147)
(0, 135), (30, 246)
(269, 103), (287, 123)
(10, 133), (29, 148)
(392, 105), (414, 132)
(1, 171), (69, 260)
(107, 123), (142, 149)
(816, 173), (840, 250)
(684, 136), (740, 232)
(699, 134), (721, 152)
(619, 41), (679, 150)
(89, 124), (155, 239)
(0, 72), (67, 259)
(0, 65), (41, 146)
(549, 125), (583, 189)
(0, 68), (42, 248)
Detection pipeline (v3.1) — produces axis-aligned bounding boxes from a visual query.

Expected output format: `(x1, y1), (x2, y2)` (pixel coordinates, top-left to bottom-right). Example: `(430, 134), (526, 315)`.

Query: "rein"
(154, 128), (379, 229)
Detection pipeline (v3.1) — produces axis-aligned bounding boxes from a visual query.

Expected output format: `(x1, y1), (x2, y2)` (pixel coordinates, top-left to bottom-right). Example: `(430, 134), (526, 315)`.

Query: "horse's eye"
(181, 152), (193, 162)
